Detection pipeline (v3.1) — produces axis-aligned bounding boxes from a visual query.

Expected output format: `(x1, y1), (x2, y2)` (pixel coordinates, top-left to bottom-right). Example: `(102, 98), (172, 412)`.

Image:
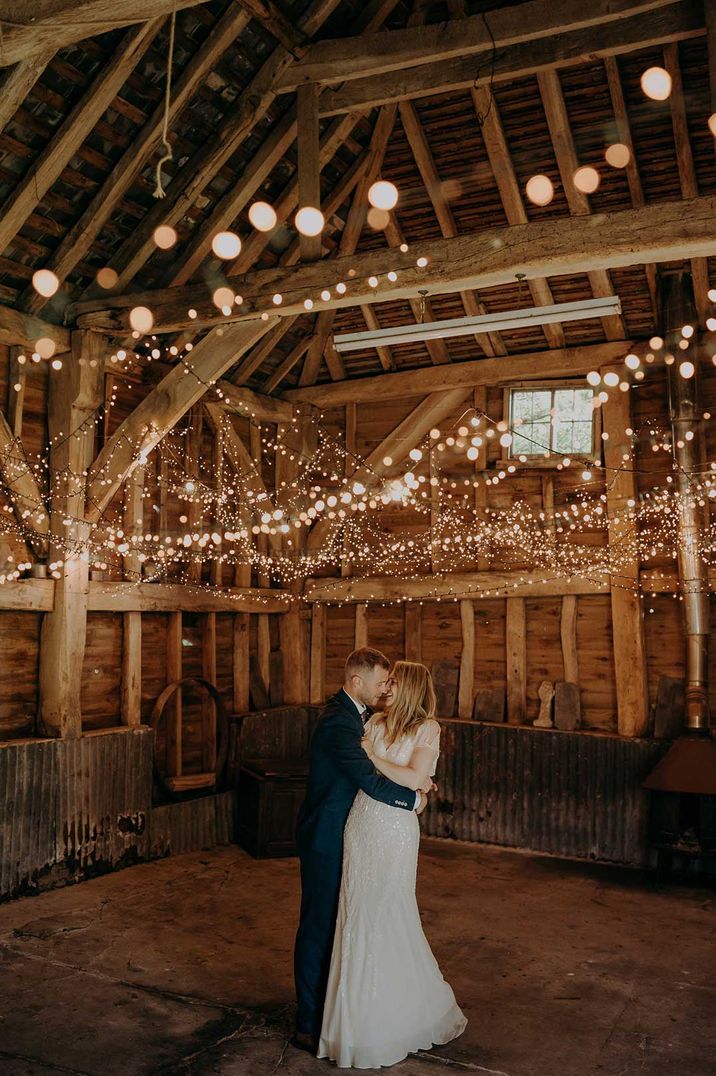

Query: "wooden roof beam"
(318, 1), (701, 116)
(274, 0), (680, 91)
(282, 341), (634, 406)
(663, 42), (710, 322)
(0, 303), (70, 352)
(0, 51), (54, 134)
(236, 0), (311, 57)
(0, 0), (210, 66)
(399, 99), (505, 358)
(69, 194), (716, 334)
(85, 318), (279, 522)
(537, 68), (626, 340)
(20, 2), (253, 315)
(0, 20), (160, 259)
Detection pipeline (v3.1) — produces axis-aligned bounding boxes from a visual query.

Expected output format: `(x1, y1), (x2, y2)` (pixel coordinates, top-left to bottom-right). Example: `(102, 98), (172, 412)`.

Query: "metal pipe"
(660, 272), (710, 733)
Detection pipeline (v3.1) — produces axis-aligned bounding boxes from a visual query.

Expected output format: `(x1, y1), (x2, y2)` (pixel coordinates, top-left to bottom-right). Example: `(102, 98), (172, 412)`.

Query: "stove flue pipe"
(660, 272), (710, 734)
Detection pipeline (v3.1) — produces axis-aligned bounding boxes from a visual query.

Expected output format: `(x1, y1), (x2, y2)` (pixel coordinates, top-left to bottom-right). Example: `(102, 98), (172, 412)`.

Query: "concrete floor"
(0, 840), (714, 1076)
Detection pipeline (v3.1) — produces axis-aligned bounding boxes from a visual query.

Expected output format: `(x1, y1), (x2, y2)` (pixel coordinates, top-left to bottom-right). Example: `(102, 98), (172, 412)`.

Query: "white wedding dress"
(318, 717), (467, 1069)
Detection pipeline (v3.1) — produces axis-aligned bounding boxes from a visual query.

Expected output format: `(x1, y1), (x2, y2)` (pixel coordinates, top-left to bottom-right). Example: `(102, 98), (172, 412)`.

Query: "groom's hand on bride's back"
(419, 776), (437, 794)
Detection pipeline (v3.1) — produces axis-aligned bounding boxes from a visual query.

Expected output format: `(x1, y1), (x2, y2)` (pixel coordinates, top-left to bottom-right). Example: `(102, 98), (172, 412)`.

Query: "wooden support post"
(185, 404), (204, 584)
(474, 386), (490, 571)
(355, 602), (368, 649)
(560, 594), (579, 685)
(250, 420), (272, 694)
(281, 605), (308, 703)
(505, 597), (526, 725)
(202, 611), (217, 770)
(297, 81), (322, 262)
(404, 602), (422, 662)
(7, 346), (26, 439)
(166, 611), (183, 777)
(233, 613), (250, 713)
(600, 372), (649, 736)
(121, 464), (144, 728)
(342, 402), (357, 577)
(310, 602), (326, 704)
(121, 613), (142, 727)
(39, 330), (104, 738)
(210, 418), (224, 586)
(458, 599), (475, 719)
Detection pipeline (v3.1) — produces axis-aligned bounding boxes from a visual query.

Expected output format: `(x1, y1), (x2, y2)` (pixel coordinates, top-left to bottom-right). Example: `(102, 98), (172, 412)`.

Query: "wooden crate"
(236, 757), (308, 859)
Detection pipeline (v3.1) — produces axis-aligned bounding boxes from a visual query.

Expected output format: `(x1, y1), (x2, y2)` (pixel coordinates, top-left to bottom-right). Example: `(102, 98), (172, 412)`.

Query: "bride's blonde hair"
(379, 660), (436, 746)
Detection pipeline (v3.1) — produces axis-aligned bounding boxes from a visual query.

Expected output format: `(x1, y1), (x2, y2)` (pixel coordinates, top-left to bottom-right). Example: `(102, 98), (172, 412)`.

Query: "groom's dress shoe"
(291, 1031), (319, 1055)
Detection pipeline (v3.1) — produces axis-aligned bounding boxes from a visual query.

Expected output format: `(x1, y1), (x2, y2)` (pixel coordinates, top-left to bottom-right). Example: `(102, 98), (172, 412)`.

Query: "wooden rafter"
(0, 409), (49, 547)
(537, 68), (626, 340)
(663, 42), (710, 321)
(297, 82), (322, 263)
(263, 336), (313, 393)
(20, 3), (252, 315)
(71, 194), (716, 333)
(236, 0), (310, 56)
(603, 56), (659, 321)
(85, 318), (278, 522)
(399, 99), (505, 358)
(0, 20), (161, 258)
(273, 0), (680, 90)
(318, 2), (701, 116)
(282, 341), (633, 406)
(0, 51), (54, 134)
(0, 303), (70, 352)
(0, 0), (210, 66)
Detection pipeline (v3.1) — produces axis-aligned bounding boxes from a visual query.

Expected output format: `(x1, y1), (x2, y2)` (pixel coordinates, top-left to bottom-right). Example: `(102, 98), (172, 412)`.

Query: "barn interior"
(1, 1), (716, 1074)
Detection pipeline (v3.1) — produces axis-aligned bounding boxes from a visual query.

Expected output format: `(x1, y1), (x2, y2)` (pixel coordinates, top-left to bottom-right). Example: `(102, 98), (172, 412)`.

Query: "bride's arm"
(361, 739), (437, 792)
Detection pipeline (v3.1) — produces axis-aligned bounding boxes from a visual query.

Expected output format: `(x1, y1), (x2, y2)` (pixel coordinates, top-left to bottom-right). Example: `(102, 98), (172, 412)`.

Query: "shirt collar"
(343, 688), (367, 716)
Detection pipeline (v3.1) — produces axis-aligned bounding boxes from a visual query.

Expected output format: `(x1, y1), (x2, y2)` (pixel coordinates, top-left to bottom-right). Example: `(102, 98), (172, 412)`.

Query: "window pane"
(510, 387), (594, 458)
(572, 421), (593, 454)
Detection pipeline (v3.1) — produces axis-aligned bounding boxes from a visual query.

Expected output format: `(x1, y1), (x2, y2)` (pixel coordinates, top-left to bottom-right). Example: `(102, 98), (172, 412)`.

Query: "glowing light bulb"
(96, 267), (118, 289)
(525, 174), (554, 206)
(679, 361), (695, 379)
(248, 201), (277, 231)
(32, 269), (59, 297)
(603, 371), (619, 387)
(368, 180), (398, 210)
(625, 353), (640, 370)
(367, 208), (390, 230)
(605, 143), (630, 169)
(153, 225), (177, 249)
(641, 66), (671, 101)
(212, 231), (241, 259)
(213, 287), (235, 309)
(586, 371), (601, 386)
(295, 206), (324, 237)
(129, 306), (153, 334)
(573, 166), (599, 194)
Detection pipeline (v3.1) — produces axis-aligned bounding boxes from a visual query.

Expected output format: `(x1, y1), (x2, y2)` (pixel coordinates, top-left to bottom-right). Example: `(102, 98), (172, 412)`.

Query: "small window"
(508, 385), (595, 459)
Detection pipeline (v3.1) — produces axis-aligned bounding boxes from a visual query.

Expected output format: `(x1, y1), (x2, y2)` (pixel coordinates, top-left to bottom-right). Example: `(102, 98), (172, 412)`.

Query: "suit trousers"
(294, 846), (343, 1037)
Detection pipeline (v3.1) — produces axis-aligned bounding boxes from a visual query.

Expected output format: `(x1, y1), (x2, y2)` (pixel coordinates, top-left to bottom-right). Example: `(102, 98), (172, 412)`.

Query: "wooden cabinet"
(236, 758), (308, 858)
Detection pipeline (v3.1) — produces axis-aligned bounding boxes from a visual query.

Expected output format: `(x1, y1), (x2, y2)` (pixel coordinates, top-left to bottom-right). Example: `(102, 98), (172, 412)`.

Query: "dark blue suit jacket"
(296, 688), (417, 856)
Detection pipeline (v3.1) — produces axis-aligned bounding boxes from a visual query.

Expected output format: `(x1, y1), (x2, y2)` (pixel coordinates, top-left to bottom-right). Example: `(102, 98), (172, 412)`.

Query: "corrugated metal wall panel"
(0, 738), (56, 898)
(423, 722), (669, 867)
(150, 790), (237, 858)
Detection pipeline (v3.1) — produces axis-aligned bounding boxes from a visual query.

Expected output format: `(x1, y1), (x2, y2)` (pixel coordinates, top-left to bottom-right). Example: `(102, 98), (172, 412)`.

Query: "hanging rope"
(153, 0), (178, 199)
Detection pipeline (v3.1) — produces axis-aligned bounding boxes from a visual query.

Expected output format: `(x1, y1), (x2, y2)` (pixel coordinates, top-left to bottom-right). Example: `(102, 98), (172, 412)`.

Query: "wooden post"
(120, 464), (144, 727)
(202, 611), (217, 771)
(404, 602), (422, 662)
(355, 602), (368, 649)
(185, 403), (203, 583)
(560, 594), (579, 684)
(600, 370), (649, 736)
(458, 599), (475, 719)
(166, 611), (183, 777)
(281, 605), (308, 704)
(7, 345), (26, 439)
(474, 386), (490, 571)
(342, 402), (357, 577)
(310, 603), (326, 704)
(505, 597), (526, 725)
(233, 613), (250, 713)
(39, 330), (104, 738)
(297, 81), (321, 262)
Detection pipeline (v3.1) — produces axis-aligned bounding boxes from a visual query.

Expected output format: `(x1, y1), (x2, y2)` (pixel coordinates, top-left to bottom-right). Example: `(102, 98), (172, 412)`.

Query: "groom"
(293, 647), (434, 1053)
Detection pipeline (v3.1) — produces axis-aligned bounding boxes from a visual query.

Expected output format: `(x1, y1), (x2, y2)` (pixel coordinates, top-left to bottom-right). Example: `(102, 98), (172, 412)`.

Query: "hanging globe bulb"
(573, 166), (600, 194)
(212, 231), (241, 259)
(153, 225), (177, 249)
(129, 306), (153, 334)
(368, 180), (399, 211)
(248, 201), (277, 232)
(96, 267), (118, 289)
(605, 143), (630, 169)
(525, 174), (554, 206)
(295, 206), (325, 237)
(32, 269), (59, 298)
(640, 66), (671, 101)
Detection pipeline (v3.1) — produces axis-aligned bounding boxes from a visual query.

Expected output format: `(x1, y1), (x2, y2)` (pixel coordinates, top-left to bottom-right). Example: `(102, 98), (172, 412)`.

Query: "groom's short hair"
(345, 647), (390, 679)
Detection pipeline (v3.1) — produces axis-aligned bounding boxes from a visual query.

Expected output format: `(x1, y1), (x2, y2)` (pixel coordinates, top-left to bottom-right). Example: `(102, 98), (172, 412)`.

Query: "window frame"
(501, 381), (601, 465)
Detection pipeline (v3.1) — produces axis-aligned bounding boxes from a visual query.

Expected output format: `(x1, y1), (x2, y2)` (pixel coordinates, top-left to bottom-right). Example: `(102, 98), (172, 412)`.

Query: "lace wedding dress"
(318, 717), (467, 1069)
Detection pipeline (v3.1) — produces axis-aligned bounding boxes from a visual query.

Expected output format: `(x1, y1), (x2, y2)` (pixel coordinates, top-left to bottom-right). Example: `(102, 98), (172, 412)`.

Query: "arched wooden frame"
(150, 677), (229, 797)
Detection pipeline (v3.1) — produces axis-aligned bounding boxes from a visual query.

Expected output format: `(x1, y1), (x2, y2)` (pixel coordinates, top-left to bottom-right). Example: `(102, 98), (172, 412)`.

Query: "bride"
(319, 660), (467, 1069)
